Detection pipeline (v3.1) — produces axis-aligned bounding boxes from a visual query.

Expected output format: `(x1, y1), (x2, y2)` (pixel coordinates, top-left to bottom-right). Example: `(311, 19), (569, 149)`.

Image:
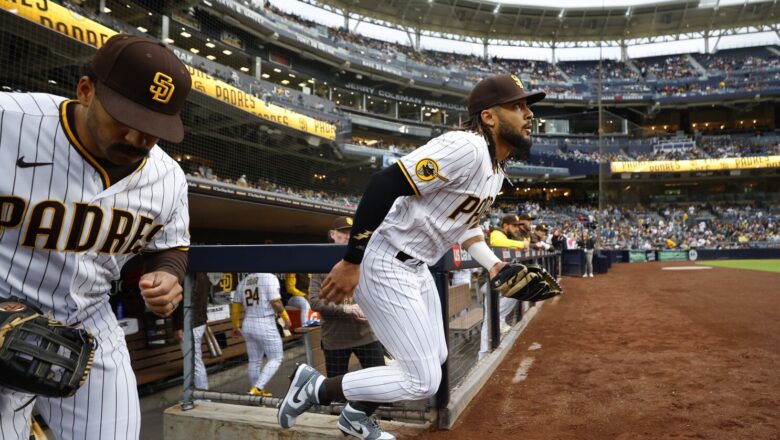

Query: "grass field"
(698, 259), (780, 273)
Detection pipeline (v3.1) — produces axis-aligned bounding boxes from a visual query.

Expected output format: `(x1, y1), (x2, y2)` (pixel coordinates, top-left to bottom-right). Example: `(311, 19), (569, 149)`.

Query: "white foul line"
(512, 357), (535, 383)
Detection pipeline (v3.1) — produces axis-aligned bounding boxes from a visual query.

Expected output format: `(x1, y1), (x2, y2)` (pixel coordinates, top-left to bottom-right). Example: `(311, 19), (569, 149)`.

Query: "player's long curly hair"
(461, 114), (503, 171)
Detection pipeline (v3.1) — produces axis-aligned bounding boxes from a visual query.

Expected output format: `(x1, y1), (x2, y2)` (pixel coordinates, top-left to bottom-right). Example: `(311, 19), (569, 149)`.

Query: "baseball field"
(698, 259), (780, 273)
(415, 261), (779, 440)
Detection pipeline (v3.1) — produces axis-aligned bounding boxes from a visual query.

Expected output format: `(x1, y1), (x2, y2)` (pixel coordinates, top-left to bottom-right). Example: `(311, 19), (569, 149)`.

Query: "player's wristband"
(277, 309), (290, 321)
(467, 240), (502, 270)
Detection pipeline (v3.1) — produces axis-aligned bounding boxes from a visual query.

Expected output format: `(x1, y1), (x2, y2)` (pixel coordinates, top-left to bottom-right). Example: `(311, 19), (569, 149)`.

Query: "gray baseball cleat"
(337, 403), (396, 439)
(277, 363), (323, 429)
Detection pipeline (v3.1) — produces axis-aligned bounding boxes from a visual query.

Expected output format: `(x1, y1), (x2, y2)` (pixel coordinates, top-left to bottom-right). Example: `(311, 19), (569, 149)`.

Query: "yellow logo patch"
(415, 158), (449, 183)
(219, 273), (233, 292)
(149, 72), (175, 104)
(346, 217), (353, 226)
(511, 74), (524, 90)
(353, 230), (373, 240)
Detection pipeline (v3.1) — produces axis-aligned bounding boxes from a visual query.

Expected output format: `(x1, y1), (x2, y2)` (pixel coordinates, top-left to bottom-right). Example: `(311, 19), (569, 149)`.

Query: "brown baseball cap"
(501, 214), (522, 225)
(331, 216), (353, 230)
(90, 34), (192, 143)
(467, 74), (546, 115)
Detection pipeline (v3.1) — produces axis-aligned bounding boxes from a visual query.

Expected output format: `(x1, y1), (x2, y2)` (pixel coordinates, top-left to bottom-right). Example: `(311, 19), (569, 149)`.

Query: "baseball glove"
(490, 263), (562, 302)
(0, 299), (95, 397)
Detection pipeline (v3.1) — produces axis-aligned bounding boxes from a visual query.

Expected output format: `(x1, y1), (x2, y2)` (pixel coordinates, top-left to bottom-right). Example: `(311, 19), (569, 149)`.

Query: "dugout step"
(164, 401), (428, 440)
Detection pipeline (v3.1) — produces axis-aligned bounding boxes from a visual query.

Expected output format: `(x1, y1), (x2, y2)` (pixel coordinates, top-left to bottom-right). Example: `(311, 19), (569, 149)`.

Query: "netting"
(0, 0), (367, 212)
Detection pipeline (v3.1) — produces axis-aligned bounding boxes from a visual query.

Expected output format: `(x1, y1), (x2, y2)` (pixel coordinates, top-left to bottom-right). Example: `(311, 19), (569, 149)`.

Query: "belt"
(396, 251), (423, 266)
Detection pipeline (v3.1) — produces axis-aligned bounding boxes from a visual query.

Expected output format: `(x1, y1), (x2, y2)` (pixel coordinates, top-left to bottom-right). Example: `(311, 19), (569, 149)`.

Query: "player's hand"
(139, 271), (182, 317)
(173, 329), (183, 342)
(320, 260), (360, 305)
(232, 328), (242, 337)
(345, 304), (367, 322)
(488, 261), (508, 279)
(282, 318), (292, 329)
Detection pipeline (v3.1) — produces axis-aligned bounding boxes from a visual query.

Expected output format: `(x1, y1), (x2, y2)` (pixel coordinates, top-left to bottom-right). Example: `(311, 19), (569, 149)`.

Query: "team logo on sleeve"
(415, 159), (449, 183)
(149, 72), (175, 104)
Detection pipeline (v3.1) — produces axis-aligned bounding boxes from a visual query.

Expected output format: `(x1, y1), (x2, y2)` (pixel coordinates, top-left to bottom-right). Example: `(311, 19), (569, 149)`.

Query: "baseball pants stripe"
(343, 233), (447, 402)
(243, 317), (283, 390)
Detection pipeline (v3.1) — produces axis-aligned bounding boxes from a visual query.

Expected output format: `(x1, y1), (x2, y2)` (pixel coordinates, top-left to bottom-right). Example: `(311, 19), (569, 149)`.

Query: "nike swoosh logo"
(348, 420), (365, 437)
(17, 156), (53, 168)
(288, 379), (311, 409)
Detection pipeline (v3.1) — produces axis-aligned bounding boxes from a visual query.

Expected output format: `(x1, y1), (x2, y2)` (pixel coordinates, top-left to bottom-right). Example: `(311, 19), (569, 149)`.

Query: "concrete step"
(164, 401), (429, 440)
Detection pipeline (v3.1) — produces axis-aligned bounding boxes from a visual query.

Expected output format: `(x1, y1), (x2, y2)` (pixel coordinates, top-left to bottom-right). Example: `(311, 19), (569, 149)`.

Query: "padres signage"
(1, 0), (337, 140)
(611, 155), (780, 173)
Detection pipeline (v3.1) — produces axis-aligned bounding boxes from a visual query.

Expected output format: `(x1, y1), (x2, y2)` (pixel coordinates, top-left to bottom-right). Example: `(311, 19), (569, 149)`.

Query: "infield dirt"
(413, 261), (779, 440)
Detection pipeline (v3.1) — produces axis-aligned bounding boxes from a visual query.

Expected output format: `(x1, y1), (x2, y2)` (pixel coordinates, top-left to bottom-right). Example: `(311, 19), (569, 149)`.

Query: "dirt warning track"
(414, 261), (779, 440)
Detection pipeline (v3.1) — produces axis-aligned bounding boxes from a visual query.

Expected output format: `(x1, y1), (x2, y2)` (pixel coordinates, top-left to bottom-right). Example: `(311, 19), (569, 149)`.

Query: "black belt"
(396, 251), (423, 266)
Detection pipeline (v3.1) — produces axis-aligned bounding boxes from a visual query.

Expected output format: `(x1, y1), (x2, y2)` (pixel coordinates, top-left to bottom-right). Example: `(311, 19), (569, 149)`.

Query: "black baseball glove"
(490, 263), (562, 302)
(0, 298), (95, 397)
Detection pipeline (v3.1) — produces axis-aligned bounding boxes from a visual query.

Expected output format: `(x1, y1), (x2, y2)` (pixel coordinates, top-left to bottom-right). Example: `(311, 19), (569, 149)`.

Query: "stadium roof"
(312, 0), (780, 45)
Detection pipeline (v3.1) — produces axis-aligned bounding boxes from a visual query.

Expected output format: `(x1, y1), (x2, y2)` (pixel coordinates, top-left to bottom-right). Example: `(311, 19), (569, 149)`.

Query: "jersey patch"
(415, 158), (449, 183)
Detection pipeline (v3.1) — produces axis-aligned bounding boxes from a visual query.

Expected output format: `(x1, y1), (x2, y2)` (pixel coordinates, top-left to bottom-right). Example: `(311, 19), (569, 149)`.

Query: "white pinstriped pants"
(179, 324), (209, 390)
(242, 316), (283, 390)
(343, 233), (448, 403)
(0, 303), (140, 440)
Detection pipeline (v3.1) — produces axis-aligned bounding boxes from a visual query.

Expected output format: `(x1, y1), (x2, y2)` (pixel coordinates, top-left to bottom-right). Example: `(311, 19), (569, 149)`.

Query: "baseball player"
(284, 272), (312, 326)
(309, 216), (385, 379)
(479, 214), (530, 359)
(231, 273), (291, 397)
(0, 34), (192, 440)
(277, 74), (545, 439)
(174, 272), (212, 391)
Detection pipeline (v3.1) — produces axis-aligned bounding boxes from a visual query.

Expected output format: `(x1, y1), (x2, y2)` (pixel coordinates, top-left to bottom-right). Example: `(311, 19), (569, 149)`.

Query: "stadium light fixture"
(205, 42), (216, 48)
(189, 48), (199, 54)
(281, 80), (290, 85)
(206, 55), (216, 60)
(493, 4), (500, 14)
(180, 31), (191, 38)
(222, 49), (232, 55)
(136, 26), (147, 33)
(241, 67), (250, 72)
(558, 9), (565, 19)
(273, 68), (281, 73)
(103, 7), (111, 13)
(163, 38), (174, 44)
(261, 73), (270, 78)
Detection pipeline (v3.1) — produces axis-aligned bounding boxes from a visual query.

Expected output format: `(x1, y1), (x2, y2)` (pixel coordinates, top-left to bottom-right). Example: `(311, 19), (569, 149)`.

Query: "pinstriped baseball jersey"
(233, 273), (281, 319)
(0, 92), (190, 324)
(379, 130), (505, 264)
(233, 273), (284, 391)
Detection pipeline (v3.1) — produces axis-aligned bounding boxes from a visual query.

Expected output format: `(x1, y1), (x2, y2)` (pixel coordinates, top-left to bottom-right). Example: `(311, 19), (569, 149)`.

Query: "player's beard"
(110, 143), (150, 161)
(498, 123), (533, 161)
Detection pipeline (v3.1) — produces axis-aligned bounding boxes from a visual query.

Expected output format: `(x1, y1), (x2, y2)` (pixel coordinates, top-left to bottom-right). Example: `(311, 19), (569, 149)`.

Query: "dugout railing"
(180, 244), (560, 428)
